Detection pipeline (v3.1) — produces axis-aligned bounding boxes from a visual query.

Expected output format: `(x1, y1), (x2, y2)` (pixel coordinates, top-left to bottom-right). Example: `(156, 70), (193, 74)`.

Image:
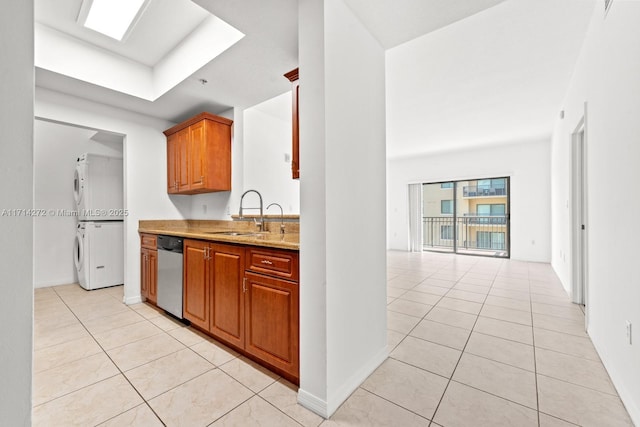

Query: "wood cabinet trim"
(284, 68), (299, 82)
(140, 233), (157, 250)
(163, 112), (233, 136)
(284, 68), (299, 179)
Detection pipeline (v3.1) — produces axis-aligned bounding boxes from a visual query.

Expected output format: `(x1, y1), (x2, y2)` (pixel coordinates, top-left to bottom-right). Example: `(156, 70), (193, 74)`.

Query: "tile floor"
(33, 251), (634, 426)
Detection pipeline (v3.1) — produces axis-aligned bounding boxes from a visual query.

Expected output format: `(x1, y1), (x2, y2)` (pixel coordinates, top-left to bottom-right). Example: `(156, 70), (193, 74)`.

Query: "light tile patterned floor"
(33, 251), (634, 426)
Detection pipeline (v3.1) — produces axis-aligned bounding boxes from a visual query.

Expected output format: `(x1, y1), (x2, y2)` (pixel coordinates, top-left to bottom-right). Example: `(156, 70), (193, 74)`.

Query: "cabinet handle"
(242, 277), (247, 293)
(204, 247), (208, 260)
(260, 259), (273, 265)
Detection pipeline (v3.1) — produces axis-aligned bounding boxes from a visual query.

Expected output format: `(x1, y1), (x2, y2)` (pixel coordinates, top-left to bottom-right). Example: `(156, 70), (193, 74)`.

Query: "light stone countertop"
(139, 219), (299, 251)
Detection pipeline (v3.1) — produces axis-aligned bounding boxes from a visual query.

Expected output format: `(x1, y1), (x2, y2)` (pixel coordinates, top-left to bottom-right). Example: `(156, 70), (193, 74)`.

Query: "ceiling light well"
(77, 0), (151, 41)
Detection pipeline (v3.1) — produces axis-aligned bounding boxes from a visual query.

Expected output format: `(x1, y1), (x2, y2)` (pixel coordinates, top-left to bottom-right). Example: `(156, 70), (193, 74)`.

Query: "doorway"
(33, 119), (124, 288)
(571, 115), (588, 318)
(421, 177), (510, 258)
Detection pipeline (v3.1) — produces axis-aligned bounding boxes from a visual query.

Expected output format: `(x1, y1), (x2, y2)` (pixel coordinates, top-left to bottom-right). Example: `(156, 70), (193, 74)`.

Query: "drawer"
(246, 248), (299, 282)
(140, 233), (157, 249)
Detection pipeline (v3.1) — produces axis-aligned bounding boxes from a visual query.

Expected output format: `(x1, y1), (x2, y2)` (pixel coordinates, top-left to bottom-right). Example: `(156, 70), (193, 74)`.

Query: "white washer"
(74, 153), (123, 221)
(74, 222), (124, 290)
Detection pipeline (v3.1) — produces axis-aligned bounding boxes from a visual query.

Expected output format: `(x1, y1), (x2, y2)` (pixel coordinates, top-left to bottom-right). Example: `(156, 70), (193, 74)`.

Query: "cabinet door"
(140, 249), (149, 299)
(147, 249), (158, 304)
(176, 127), (190, 193)
(210, 244), (245, 348)
(167, 133), (178, 193)
(183, 240), (209, 330)
(189, 120), (206, 191)
(244, 272), (299, 378)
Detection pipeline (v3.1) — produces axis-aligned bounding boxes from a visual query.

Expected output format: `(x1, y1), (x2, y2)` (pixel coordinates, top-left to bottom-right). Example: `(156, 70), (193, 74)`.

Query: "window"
(476, 178), (506, 196)
(441, 200), (453, 214)
(476, 204), (506, 224)
(477, 232), (505, 250)
(440, 225), (453, 240)
(421, 177), (509, 257)
(476, 204), (506, 216)
(491, 178), (506, 190)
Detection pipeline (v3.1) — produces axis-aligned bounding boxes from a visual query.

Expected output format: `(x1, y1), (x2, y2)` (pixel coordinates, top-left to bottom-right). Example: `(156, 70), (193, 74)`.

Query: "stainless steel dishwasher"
(156, 235), (184, 319)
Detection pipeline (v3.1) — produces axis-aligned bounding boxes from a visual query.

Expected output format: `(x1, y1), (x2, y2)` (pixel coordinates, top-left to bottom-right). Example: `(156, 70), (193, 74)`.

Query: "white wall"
(298, 0), (387, 417)
(387, 139), (551, 263)
(243, 92), (300, 214)
(0, 0), (33, 424)
(35, 88), (191, 304)
(33, 120), (123, 287)
(550, 3), (640, 423)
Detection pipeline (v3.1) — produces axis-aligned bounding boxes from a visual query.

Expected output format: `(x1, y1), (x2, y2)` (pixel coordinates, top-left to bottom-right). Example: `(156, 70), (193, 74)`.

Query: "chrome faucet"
(267, 203), (285, 234)
(239, 189), (264, 232)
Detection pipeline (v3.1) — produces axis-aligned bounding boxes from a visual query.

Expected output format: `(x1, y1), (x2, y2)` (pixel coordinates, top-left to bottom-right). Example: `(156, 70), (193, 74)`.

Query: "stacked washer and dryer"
(73, 153), (124, 290)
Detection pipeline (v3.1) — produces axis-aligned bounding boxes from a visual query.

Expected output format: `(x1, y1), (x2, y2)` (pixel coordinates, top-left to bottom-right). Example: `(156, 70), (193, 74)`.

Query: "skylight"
(81, 0), (148, 41)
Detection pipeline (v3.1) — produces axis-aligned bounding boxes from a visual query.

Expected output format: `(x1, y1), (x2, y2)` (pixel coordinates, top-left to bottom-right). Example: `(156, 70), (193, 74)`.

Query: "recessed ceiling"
(34, 0), (299, 123)
(35, 0), (211, 67)
(35, 0), (244, 102)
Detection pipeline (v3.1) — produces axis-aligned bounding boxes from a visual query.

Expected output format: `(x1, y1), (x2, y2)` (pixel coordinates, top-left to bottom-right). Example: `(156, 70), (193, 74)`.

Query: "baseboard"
(297, 388), (328, 418)
(590, 337), (640, 426)
(327, 346), (388, 416)
(298, 346), (388, 419)
(34, 280), (76, 288)
(124, 295), (143, 305)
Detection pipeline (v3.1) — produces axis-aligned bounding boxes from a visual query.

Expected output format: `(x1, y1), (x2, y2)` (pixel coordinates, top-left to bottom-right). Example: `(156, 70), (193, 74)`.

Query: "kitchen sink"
(203, 231), (258, 236)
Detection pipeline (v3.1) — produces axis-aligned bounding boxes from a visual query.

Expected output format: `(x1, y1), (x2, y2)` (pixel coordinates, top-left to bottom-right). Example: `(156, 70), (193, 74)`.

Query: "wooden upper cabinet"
(284, 68), (299, 180)
(166, 128), (190, 194)
(166, 133), (178, 194)
(164, 112), (233, 194)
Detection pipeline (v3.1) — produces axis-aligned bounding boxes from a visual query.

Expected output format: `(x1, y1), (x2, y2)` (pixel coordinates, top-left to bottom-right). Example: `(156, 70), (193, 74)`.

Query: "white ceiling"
(34, 0), (595, 158)
(385, 0), (596, 158)
(343, 0), (508, 49)
(35, 0), (211, 67)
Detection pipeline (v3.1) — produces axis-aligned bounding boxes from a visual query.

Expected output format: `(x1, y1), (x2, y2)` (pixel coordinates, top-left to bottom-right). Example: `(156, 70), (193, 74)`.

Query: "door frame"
(570, 103), (589, 329)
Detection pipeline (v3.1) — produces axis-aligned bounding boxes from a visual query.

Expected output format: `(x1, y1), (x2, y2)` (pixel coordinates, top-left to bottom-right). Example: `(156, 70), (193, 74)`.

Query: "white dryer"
(74, 153), (123, 221)
(74, 221), (124, 290)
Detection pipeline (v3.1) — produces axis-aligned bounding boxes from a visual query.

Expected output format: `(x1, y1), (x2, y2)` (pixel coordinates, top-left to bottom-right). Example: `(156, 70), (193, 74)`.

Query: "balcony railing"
(422, 216), (508, 254)
(462, 213), (507, 225)
(463, 186), (507, 197)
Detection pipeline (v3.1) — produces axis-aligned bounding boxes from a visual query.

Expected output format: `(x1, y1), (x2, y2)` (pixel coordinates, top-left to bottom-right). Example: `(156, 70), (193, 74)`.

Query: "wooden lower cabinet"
(183, 240), (246, 348)
(140, 234), (157, 305)
(183, 240), (209, 330)
(182, 239), (299, 382)
(209, 244), (245, 348)
(244, 271), (299, 378)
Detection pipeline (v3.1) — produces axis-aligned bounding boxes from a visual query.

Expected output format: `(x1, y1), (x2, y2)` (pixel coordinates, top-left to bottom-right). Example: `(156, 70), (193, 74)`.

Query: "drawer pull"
(260, 260), (273, 265)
